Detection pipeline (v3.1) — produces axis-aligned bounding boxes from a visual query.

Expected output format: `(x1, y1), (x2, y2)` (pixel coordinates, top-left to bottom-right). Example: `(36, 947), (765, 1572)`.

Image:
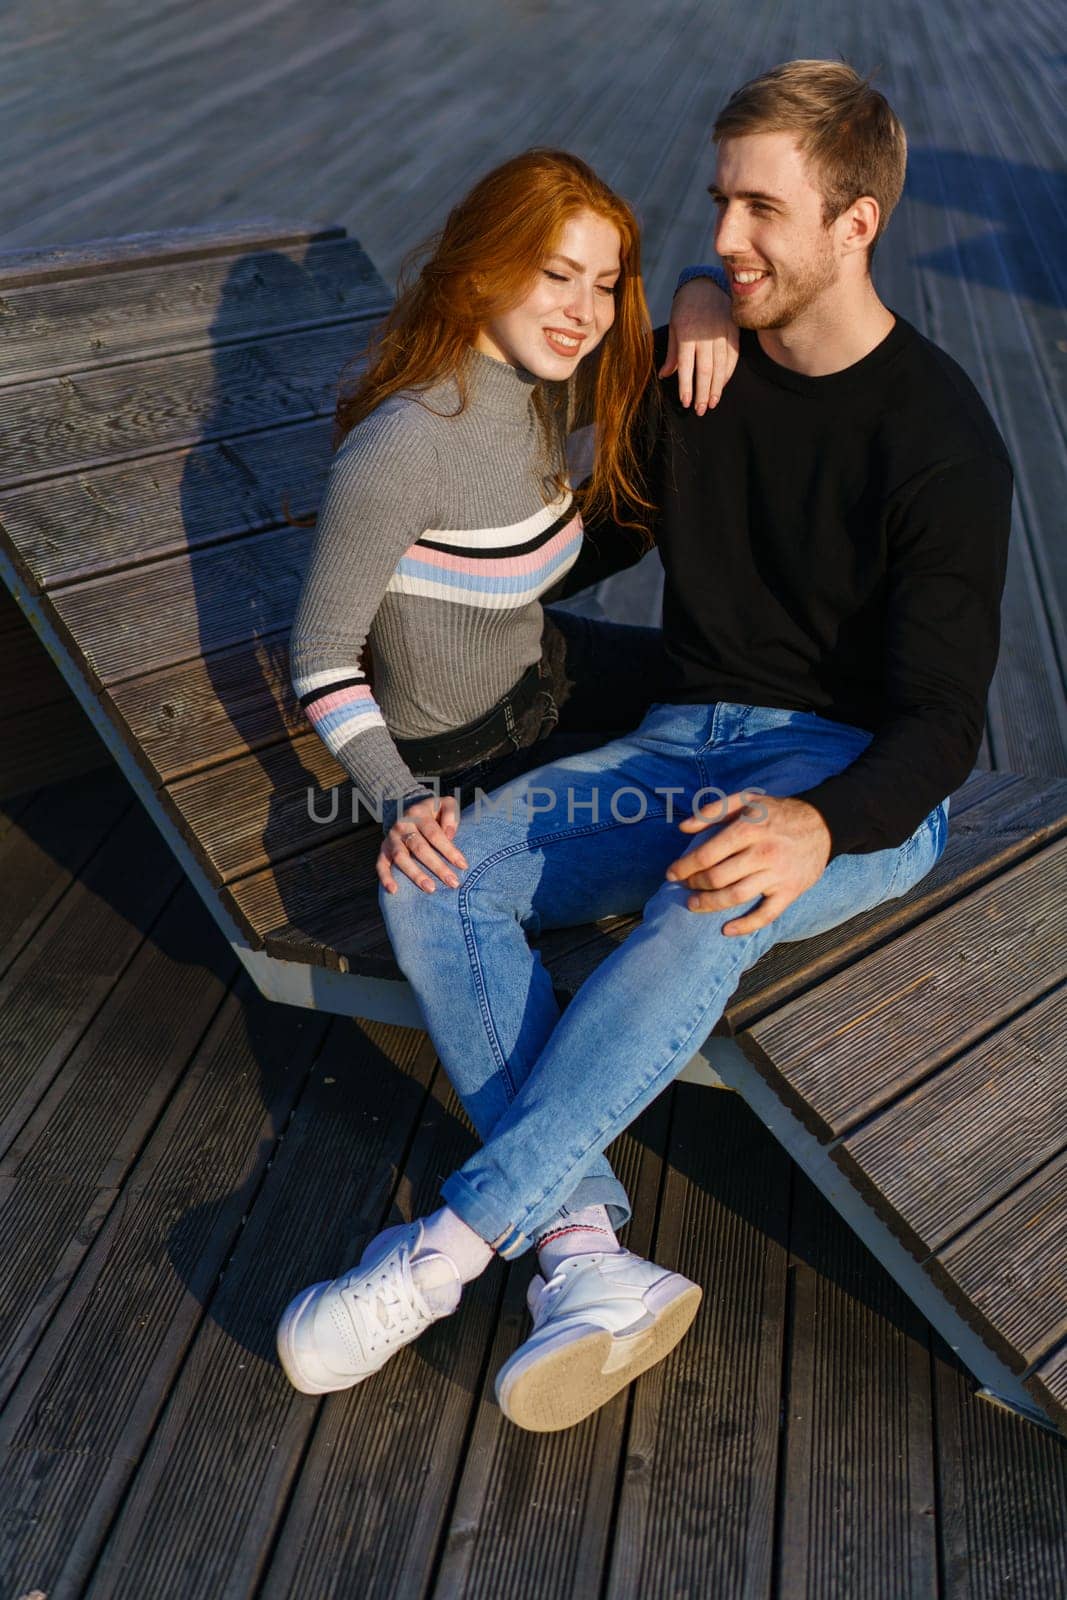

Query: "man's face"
(710, 132), (842, 329)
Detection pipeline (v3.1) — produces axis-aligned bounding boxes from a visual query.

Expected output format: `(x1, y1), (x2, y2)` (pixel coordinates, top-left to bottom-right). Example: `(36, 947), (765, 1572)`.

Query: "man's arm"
(797, 456), (1013, 858)
(547, 368), (665, 600)
(666, 453), (1012, 931)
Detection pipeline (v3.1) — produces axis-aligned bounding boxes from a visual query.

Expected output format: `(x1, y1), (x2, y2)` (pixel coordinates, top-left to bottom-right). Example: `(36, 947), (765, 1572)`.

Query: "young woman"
(288, 147), (736, 900)
(280, 148), (736, 1419)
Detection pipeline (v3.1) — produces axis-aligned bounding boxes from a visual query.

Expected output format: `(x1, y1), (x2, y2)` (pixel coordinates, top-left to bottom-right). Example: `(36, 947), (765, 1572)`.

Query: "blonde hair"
(713, 60), (907, 262)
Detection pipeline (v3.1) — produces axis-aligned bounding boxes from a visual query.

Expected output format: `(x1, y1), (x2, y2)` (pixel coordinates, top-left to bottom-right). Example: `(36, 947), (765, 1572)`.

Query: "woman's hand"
(377, 795), (469, 895)
(659, 276), (739, 413)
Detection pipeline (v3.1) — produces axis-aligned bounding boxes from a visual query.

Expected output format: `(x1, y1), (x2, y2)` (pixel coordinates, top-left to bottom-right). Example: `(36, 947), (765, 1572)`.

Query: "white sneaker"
(494, 1249), (702, 1432)
(276, 1219), (462, 1394)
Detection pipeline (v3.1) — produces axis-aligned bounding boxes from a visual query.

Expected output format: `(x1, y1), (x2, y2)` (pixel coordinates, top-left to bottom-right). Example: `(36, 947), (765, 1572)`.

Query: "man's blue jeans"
(380, 701), (949, 1259)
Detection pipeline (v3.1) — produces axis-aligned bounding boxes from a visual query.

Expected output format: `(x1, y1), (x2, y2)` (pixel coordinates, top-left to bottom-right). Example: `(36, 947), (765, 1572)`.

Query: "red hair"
(334, 148), (655, 537)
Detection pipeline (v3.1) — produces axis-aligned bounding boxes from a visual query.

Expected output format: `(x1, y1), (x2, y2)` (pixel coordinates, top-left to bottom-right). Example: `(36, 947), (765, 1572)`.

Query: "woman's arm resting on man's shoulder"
(661, 264), (737, 413)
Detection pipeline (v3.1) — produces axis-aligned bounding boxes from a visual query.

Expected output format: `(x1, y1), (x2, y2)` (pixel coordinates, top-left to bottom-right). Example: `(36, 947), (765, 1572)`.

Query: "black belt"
(394, 659), (549, 776)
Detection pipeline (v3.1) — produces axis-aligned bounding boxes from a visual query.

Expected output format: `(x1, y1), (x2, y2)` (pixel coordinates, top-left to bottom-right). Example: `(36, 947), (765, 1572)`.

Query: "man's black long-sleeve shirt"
(566, 315), (1012, 858)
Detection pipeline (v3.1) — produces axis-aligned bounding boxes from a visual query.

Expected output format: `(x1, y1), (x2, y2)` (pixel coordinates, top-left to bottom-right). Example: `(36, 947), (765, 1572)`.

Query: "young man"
(277, 61), (1012, 1432)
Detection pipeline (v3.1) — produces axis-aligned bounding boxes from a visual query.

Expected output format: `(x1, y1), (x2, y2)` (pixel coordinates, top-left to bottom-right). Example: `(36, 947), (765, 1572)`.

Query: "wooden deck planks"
(0, 417), (331, 592)
(0, 766), (132, 974)
(0, 880), (238, 1412)
(872, 16), (1067, 777)
(839, 985), (1067, 1255)
(0, 319), (366, 491)
(0, 233), (385, 385)
(228, 831), (387, 971)
(39, 505), (336, 687)
(1028, 1340), (1067, 1448)
(933, 1151), (1067, 1374)
(0, 218), (345, 288)
(776, 1175), (938, 1600)
(2, 737), (1066, 1593)
(428, 1099), (671, 1600)
(933, 1332), (1067, 1599)
(0, 803), (188, 1157)
(0, 589), (112, 799)
(0, 3), (1065, 1590)
(85, 1019), (439, 1600)
(0, 970), (328, 1599)
(604, 1087), (791, 1600)
(165, 734), (356, 885)
(741, 835), (1067, 1141)
(251, 1083), (505, 1600)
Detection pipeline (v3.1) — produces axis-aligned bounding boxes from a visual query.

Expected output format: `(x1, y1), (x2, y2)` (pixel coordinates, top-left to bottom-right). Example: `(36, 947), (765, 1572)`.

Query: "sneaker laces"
(342, 1243), (429, 1353)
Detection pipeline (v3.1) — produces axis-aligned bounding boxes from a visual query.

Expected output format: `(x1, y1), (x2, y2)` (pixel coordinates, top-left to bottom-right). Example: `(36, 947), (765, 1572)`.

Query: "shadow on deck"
(0, 765), (1063, 1598)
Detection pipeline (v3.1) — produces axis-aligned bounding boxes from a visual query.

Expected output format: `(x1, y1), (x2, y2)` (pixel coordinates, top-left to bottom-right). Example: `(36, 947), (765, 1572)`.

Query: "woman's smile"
(543, 327), (586, 357)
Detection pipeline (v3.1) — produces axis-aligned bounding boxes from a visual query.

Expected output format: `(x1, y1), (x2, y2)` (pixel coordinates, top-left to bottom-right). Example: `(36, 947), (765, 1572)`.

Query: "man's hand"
(378, 795), (468, 895)
(665, 793), (831, 934)
(659, 275), (739, 413)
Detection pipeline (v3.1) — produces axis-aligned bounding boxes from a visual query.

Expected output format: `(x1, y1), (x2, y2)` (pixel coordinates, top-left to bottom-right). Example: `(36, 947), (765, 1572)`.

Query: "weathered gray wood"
(0, 236), (388, 386)
(0, 219), (345, 287)
(0, 416), (331, 591)
(1027, 1339), (1067, 1437)
(0, 766), (132, 979)
(886, 34), (1067, 778)
(932, 1329), (1067, 1596)
(2, 1), (1067, 1582)
(0, 319), (368, 490)
(86, 1019), (439, 1600)
(48, 520), (315, 687)
(165, 731), (356, 885)
(1, 9), (407, 253)
(0, 689), (111, 801)
(838, 985), (1067, 1256)
(432, 1097), (670, 1600)
(109, 633), (309, 786)
(257, 1067), (503, 1600)
(931, 1152), (1067, 1375)
(0, 880), (237, 1409)
(740, 836), (1067, 1142)
(228, 839), (385, 972)
(0, 804), (185, 1159)
(0, 971), (326, 1600)
(605, 1087), (789, 1600)
(0, 587), (76, 713)
(0, 584), (112, 797)
(776, 1174), (937, 1600)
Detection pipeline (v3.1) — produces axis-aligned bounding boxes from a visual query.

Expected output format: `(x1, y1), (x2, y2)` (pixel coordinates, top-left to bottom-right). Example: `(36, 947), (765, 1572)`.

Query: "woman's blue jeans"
(380, 700), (949, 1259)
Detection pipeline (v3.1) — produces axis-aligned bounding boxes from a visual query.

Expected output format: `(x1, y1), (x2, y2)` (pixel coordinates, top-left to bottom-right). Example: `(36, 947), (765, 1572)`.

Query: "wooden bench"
(1, 221), (1064, 1438)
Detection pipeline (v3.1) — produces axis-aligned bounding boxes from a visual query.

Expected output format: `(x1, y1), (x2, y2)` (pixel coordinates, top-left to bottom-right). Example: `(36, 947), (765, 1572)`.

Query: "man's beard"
(732, 249), (839, 330)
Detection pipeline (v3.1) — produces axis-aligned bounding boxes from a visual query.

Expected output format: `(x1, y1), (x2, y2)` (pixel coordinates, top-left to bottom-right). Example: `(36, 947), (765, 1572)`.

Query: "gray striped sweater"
(289, 347), (585, 821)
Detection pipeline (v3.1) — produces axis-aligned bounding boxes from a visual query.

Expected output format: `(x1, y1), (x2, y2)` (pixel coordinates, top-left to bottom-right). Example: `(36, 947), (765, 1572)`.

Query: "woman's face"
(474, 209), (622, 379)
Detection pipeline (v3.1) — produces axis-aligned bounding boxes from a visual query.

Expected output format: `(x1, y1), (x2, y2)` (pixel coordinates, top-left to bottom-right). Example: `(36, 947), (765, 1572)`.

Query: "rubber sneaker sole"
(496, 1277), (702, 1431)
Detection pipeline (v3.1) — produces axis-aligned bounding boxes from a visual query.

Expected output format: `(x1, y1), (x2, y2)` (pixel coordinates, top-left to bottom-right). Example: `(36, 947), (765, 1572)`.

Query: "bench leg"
(692, 1036), (1059, 1434)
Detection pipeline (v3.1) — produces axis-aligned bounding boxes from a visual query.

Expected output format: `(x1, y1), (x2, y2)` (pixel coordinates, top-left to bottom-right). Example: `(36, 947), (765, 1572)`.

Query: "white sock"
(416, 1205), (494, 1286)
(533, 1203), (624, 1276)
